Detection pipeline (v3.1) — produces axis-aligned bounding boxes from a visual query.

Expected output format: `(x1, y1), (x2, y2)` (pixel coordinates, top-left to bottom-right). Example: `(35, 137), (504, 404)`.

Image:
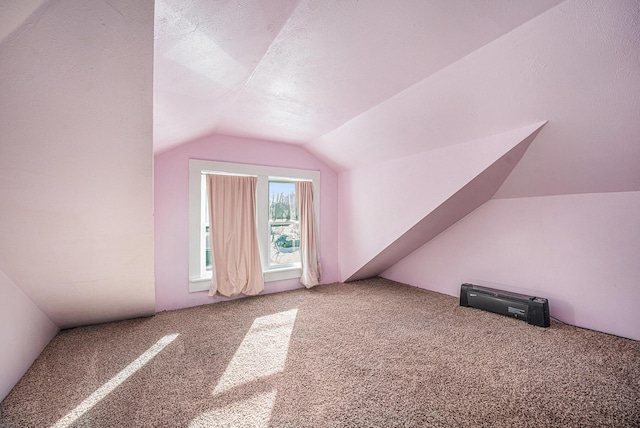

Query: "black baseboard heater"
(460, 283), (550, 327)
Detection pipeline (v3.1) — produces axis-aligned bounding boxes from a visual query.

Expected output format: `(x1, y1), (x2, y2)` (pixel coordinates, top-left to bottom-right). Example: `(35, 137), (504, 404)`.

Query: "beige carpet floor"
(1, 278), (639, 427)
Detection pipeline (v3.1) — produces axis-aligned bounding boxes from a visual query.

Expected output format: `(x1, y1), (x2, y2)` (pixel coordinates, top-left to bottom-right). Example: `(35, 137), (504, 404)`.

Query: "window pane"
(269, 181), (297, 222)
(268, 181), (300, 267)
(270, 223), (300, 266)
(205, 226), (211, 271)
(204, 193), (211, 271)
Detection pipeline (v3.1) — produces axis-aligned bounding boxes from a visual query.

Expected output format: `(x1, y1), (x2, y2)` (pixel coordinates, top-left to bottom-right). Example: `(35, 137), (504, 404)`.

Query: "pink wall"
(0, 0), (154, 402)
(154, 134), (339, 312)
(382, 191), (640, 341)
(337, 123), (543, 282)
(0, 267), (58, 402)
(0, 0), (156, 329)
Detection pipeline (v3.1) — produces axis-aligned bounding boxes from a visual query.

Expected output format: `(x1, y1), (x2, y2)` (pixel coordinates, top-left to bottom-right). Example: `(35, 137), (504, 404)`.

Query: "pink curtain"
(207, 174), (264, 297)
(296, 181), (321, 287)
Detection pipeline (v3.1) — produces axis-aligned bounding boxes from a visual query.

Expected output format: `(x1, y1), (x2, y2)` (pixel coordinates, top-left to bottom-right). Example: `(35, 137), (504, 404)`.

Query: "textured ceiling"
(2, 1), (637, 196)
(153, 0), (563, 147)
(0, 0), (47, 43)
(154, 0), (640, 198)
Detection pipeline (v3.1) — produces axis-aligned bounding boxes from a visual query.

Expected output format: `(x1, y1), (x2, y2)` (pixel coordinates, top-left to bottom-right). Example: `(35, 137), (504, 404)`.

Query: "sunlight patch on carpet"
(50, 334), (179, 428)
(189, 389), (277, 428)
(213, 308), (298, 394)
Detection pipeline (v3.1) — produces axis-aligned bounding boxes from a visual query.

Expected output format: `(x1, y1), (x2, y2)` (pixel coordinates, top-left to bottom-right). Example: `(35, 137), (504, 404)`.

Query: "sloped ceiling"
(0, 0), (48, 43)
(154, 0), (640, 198)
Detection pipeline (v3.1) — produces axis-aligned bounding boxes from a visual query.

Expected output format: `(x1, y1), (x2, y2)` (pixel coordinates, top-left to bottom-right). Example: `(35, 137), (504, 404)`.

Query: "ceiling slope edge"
(340, 121), (546, 282)
(0, 0), (49, 46)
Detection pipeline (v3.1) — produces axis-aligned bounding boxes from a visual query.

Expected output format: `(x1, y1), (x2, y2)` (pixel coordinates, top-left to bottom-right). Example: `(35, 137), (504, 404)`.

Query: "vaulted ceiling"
(154, 0), (640, 198)
(154, 0), (562, 151)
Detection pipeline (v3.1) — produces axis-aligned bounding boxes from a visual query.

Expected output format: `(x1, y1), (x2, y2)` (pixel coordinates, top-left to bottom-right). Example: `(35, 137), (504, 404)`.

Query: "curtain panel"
(296, 181), (322, 287)
(207, 174), (264, 297)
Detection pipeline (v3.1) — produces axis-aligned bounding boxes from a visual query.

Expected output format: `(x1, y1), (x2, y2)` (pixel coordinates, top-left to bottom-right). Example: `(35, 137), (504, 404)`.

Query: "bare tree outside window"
(268, 181), (301, 266)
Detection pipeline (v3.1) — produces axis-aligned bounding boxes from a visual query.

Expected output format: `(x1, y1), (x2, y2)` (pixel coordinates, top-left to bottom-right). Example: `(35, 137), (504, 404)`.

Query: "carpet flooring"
(1, 278), (639, 427)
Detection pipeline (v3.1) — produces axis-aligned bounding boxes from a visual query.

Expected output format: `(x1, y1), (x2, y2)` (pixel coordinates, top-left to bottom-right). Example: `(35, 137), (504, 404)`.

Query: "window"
(268, 181), (300, 268)
(189, 159), (320, 292)
(202, 174), (212, 272)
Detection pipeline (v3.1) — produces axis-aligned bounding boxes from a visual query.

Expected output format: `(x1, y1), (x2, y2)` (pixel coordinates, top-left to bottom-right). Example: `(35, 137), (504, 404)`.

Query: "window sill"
(263, 266), (301, 283)
(188, 267), (301, 293)
(189, 276), (212, 293)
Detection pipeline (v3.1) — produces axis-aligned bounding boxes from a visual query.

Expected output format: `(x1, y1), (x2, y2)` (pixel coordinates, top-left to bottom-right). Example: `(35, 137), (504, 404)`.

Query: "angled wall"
(382, 191), (640, 341)
(338, 122), (545, 282)
(0, 267), (57, 402)
(0, 0), (156, 329)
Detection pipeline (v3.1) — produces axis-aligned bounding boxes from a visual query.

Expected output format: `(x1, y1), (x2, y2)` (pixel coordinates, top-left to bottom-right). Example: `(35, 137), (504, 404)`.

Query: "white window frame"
(188, 159), (321, 293)
(267, 179), (301, 270)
